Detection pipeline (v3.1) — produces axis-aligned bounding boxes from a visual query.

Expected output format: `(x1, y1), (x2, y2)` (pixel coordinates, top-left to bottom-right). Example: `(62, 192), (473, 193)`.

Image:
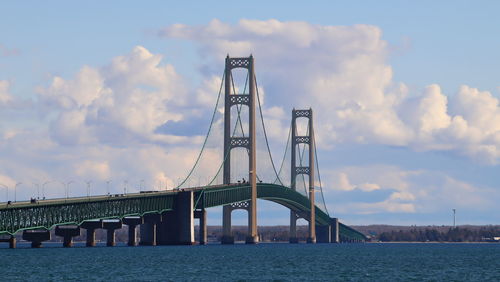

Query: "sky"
(0, 1), (499, 226)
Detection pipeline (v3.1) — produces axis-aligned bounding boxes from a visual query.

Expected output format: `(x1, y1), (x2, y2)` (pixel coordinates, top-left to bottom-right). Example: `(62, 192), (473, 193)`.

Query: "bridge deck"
(0, 183), (366, 241)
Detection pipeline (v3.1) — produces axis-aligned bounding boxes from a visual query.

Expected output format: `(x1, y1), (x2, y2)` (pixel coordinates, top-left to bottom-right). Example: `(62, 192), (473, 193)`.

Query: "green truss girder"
(0, 183), (365, 241)
(0, 193), (175, 235)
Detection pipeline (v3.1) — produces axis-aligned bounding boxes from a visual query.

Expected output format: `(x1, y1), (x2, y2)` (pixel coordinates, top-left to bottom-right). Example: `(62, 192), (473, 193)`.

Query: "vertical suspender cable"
(274, 121), (292, 185)
(313, 134), (329, 216)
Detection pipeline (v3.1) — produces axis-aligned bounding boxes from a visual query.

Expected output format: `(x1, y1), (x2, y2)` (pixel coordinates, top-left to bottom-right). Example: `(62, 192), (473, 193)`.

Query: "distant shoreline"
(367, 241), (499, 244)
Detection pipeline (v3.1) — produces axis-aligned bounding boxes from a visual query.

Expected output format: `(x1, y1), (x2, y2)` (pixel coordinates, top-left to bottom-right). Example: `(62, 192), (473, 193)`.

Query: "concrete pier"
(289, 211), (299, 243)
(22, 230), (51, 248)
(140, 213), (161, 246)
(194, 209), (207, 245)
(9, 236), (16, 248)
(157, 191), (195, 245)
(330, 217), (340, 243)
(221, 205), (234, 244)
(81, 221), (103, 247)
(123, 217), (143, 246)
(55, 225), (80, 247)
(102, 220), (122, 247)
(0, 235), (16, 248)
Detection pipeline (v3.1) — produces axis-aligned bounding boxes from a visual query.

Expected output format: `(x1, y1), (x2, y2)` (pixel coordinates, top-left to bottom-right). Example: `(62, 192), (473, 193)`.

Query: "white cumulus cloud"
(37, 46), (189, 146)
(160, 19), (500, 163)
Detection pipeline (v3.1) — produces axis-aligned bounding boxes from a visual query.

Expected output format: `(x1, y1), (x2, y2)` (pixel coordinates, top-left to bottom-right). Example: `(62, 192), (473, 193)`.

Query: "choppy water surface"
(1, 243), (499, 281)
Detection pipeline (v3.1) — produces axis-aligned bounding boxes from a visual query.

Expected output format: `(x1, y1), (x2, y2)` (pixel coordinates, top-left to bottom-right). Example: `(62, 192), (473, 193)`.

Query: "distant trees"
(377, 226), (500, 242)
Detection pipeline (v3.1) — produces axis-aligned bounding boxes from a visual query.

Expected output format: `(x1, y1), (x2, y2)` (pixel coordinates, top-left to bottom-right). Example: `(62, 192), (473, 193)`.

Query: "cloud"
(0, 80), (12, 104)
(0, 173), (16, 190)
(323, 165), (497, 217)
(334, 172), (356, 191)
(160, 19), (500, 163)
(36, 46), (193, 146)
(0, 46), (226, 201)
(359, 183), (381, 192)
(74, 160), (111, 181)
(348, 200), (416, 214)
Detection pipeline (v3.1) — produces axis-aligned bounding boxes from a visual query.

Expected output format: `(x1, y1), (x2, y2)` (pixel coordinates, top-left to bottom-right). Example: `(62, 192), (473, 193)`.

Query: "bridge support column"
(123, 217), (143, 246)
(9, 236), (16, 248)
(195, 209), (207, 245)
(103, 220), (122, 247)
(316, 225), (331, 243)
(22, 230), (51, 248)
(289, 211), (299, 243)
(0, 235), (16, 248)
(330, 218), (340, 243)
(157, 191), (195, 245)
(140, 213), (161, 246)
(222, 55), (259, 245)
(81, 221), (103, 247)
(55, 225), (80, 247)
(290, 108), (316, 244)
(221, 205), (234, 244)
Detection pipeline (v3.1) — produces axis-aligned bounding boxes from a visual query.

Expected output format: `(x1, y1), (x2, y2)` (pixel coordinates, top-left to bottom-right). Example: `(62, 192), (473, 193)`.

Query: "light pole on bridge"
(42, 180), (54, 199)
(14, 182), (22, 202)
(32, 182), (40, 199)
(60, 181), (74, 199)
(0, 183), (8, 202)
(85, 181), (92, 198)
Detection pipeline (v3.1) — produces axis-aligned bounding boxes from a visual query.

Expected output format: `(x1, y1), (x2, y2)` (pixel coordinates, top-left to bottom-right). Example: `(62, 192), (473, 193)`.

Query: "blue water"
(1, 243), (499, 281)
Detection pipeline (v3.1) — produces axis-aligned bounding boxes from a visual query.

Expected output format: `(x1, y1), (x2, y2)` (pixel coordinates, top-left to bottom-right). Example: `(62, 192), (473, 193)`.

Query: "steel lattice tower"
(221, 55), (258, 244)
(289, 108), (316, 243)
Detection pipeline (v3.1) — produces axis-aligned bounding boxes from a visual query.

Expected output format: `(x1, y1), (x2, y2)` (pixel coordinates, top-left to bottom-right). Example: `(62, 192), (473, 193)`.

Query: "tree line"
(377, 226), (500, 242)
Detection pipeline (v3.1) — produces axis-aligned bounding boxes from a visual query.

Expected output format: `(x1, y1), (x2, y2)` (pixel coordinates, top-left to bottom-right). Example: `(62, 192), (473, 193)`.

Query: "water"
(1, 243), (499, 281)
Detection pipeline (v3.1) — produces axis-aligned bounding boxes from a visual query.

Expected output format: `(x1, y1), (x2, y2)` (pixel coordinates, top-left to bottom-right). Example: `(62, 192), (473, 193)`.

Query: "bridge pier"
(9, 236), (16, 248)
(140, 213), (161, 246)
(330, 218), (340, 243)
(103, 220), (122, 247)
(194, 209), (207, 245)
(123, 217), (143, 246)
(157, 191), (195, 245)
(22, 230), (51, 248)
(289, 211), (299, 243)
(221, 205), (234, 244)
(55, 225), (80, 247)
(0, 235), (16, 248)
(222, 201), (255, 244)
(81, 221), (103, 247)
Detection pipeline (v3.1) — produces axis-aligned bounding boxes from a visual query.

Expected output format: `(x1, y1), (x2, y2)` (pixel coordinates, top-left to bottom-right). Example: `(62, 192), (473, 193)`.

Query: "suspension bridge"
(0, 55), (366, 248)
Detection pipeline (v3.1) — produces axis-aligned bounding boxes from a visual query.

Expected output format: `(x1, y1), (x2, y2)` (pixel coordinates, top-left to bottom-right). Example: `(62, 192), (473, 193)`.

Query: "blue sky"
(0, 1), (499, 226)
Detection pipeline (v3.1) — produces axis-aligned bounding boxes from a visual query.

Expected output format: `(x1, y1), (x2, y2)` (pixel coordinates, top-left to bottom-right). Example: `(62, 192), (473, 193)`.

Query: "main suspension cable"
(254, 74), (284, 186)
(274, 120), (292, 185)
(176, 72), (225, 188)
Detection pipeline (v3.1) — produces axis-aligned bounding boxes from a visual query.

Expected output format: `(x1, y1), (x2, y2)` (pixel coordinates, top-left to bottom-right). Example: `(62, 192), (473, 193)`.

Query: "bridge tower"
(289, 108), (316, 243)
(221, 55), (259, 244)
